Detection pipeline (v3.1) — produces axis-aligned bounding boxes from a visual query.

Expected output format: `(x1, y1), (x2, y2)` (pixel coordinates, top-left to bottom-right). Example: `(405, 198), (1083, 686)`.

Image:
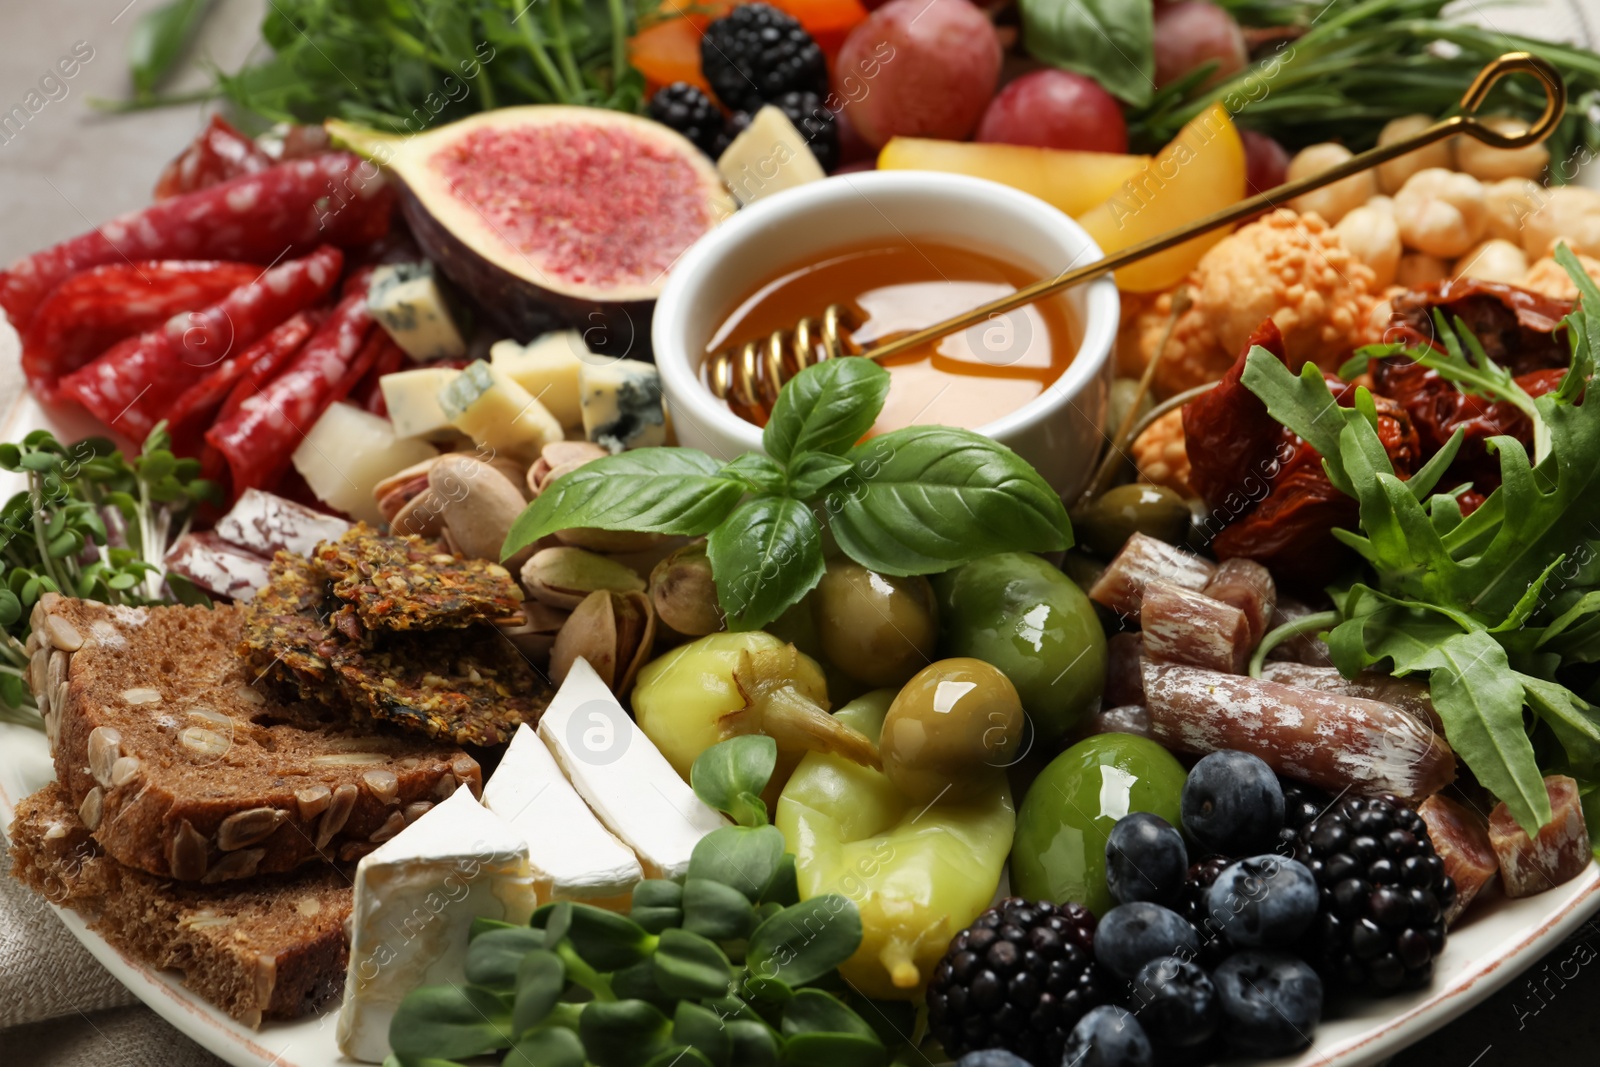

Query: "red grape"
(976, 70), (1128, 154)
(834, 0), (1002, 149)
(1153, 1), (1247, 89)
(1241, 129), (1290, 196)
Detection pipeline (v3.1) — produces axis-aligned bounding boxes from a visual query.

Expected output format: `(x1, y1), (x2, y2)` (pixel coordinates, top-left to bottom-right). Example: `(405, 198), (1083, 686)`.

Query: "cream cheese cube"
(336, 787), (537, 1063)
(483, 723), (643, 908)
(538, 657), (727, 878)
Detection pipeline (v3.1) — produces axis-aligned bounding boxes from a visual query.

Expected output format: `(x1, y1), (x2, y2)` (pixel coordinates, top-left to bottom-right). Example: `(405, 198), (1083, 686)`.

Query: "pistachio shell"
(649, 541), (724, 636)
(430, 454), (532, 568)
(550, 589), (657, 696)
(496, 599), (571, 661)
(520, 546), (646, 609)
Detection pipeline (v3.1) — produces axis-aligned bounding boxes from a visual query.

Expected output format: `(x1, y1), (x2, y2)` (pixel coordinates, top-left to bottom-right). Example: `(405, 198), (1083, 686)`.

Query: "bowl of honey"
(652, 170), (1120, 498)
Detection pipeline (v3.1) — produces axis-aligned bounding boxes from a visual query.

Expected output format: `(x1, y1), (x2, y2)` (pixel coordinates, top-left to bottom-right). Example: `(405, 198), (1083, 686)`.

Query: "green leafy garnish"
(503, 358), (1074, 630)
(1017, 0), (1155, 107)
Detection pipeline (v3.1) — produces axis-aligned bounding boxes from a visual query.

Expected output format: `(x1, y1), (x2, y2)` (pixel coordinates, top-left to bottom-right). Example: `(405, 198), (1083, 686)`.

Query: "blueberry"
(1106, 813), (1189, 907)
(1128, 956), (1216, 1049)
(1204, 854), (1319, 948)
(1062, 1004), (1153, 1067)
(1093, 902), (1200, 980)
(955, 1051), (1035, 1067)
(1213, 951), (1323, 1056)
(1181, 751), (1285, 854)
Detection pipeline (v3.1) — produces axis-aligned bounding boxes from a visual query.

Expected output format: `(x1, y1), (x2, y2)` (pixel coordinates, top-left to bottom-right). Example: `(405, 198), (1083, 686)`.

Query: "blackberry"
(647, 82), (728, 159)
(1278, 779), (1328, 851)
(701, 4), (827, 112)
(927, 897), (1111, 1065)
(1177, 855), (1233, 968)
(1294, 793), (1455, 993)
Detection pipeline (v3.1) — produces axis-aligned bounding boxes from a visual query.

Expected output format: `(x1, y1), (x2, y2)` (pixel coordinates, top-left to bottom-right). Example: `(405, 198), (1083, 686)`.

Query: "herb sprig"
(1242, 244), (1600, 836)
(0, 423), (218, 726)
(385, 736), (906, 1067)
(502, 358), (1075, 630)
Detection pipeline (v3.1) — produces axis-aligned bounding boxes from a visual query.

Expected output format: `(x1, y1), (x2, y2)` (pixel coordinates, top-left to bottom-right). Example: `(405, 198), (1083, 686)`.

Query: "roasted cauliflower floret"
(1133, 210), (1379, 396)
(1521, 251), (1600, 300)
(1131, 407), (1193, 496)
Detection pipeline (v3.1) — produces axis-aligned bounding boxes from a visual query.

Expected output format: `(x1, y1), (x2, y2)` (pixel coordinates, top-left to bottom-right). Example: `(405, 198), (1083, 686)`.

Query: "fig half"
(328, 108), (734, 355)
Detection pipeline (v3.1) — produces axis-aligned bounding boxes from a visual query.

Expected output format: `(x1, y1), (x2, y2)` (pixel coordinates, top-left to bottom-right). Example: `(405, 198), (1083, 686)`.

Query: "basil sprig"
(386, 737), (897, 1067)
(503, 358), (1074, 629)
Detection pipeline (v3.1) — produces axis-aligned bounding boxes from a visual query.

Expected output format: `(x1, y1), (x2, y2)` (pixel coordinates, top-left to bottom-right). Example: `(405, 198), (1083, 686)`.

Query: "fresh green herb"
(127, 0), (214, 98)
(0, 423), (219, 727)
(384, 737), (896, 1067)
(1126, 0), (1600, 161)
(503, 358), (1074, 630)
(1017, 0), (1155, 107)
(107, 0), (655, 125)
(1239, 244), (1600, 835)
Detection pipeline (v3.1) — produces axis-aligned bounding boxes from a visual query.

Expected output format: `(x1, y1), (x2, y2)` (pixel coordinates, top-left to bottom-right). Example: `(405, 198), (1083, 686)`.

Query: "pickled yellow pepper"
(776, 690), (1015, 1000)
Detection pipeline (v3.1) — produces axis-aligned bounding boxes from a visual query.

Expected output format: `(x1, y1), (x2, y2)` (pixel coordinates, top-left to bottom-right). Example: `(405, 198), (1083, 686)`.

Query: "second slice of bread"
(32, 593), (484, 882)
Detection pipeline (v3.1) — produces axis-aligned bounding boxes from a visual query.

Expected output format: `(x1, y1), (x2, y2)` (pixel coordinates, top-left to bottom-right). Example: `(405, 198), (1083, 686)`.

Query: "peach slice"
(1076, 103), (1247, 293)
(877, 137), (1149, 219)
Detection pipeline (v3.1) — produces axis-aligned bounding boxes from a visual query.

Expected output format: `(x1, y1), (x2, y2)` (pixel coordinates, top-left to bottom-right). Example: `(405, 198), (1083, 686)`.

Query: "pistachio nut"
(649, 540), (724, 637)
(496, 598), (571, 661)
(550, 589), (657, 696)
(520, 546), (647, 610)
(374, 457), (446, 538)
(429, 454), (534, 569)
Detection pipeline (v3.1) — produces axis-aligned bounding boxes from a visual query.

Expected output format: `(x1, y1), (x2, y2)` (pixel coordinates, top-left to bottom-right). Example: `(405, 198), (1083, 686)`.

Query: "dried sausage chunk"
(1141, 582), (1251, 674)
(1488, 775), (1592, 898)
(1088, 532), (1216, 620)
(1418, 794), (1499, 924)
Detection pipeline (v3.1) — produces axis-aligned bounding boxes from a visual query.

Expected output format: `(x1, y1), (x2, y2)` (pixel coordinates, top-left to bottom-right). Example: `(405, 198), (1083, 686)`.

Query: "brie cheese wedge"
(483, 723), (643, 908)
(538, 657), (727, 878)
(336, 787), (537, 1063)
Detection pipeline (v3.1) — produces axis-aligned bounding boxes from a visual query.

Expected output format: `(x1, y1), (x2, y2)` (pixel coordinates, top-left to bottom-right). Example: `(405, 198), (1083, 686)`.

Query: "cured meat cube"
(1258, 661), (1443, 733)
(163, 532), (273, 602)
(1143, 662), (1456, 802)
(1104, 632), (1146, 707)
(1488, 775), (1593, 898)
(1202, 557), (1276, 647)
(1088, 533), (1216, 620)
(1141, 582), (1251, 673)
(213, 488), (351, 560)
(1417, 794), (1499, 924)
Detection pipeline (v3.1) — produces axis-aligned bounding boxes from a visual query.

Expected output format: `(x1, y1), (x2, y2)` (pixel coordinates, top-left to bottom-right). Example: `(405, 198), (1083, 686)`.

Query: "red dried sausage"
(168, 310), (324, 443)
(153, 115), (273, 200)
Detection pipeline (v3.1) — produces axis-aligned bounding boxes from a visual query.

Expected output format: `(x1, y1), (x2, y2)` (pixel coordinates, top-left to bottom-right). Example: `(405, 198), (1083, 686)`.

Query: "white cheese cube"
(438, 359), (564, 462)
(336, 787), (537, 1063)
(490, 332), (591, 431)
(718, 105), (827, 206)
(380, 366), (462, 439)
(483, 723), (644, 908)
(367, 262), (468, 361)
(291, 403), (437, 525)
(538, 657), (727, 879)
(579, 358), (667, 453)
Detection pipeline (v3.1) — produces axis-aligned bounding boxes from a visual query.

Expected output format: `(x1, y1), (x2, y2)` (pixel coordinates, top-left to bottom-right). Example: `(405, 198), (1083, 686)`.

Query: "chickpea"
(1484, 177), (1547, 245)
(1394, 168), (1488, 257)
(1287, 143), (1378, 225)
(1452, 238), (1528, 284)
(1334, 202), (1402, 286)
(1396, 253), (1450, 288)
(1520, 185), (1600, 259)
(1455, 116), (1550, 182)
(1376, 115), (1455, 194)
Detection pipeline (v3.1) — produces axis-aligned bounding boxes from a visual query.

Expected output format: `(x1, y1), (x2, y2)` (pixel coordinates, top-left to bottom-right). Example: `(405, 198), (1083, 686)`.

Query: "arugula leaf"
(1019, 0), (1155, 107)
(706, 496), (824, 630)
(763, 358), (889, 464)
(830, 428), (1073, 576)
(503, 448), (746, 558)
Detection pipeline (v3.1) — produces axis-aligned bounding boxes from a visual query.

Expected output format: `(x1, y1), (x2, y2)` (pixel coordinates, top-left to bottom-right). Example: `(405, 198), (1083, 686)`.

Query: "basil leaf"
(764, 358), (890, 463)
(707, 496), (825, 630)
(501, 1027), (584, 1067)
(464, 926), (545, 988)
(653, 927), (735, 999)
(746, 895), (863, 987)
(692, 735), (778, 823)
(503, 448), (745, 558)
(788, 453), (854, 500)
(1019, 0), (1155, 107)
(580, 1000), (674, 1067)
(723, 451), (788, 495)
(688, 824), (787, 902)
(683, 876), (758, 940)
(829, 428), (1072, 575)
(388, 984), (513, 1060)
(511, 949), (565, 1033)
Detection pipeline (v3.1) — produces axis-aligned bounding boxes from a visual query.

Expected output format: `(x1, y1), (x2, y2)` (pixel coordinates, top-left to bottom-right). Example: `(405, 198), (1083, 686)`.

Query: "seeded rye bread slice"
(30, 593), (483, 882)
(8, 782), (351, 1025)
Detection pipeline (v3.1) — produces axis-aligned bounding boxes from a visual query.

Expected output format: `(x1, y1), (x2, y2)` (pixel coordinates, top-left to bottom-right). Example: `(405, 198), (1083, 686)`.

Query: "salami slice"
(1, 152), (392, 329)
(207, 276), (378, 494)
(21, 260), (260, 400)
(59, 246), (344, 440)
(169, 310), (324, 435)
(153, 115), (273, 200)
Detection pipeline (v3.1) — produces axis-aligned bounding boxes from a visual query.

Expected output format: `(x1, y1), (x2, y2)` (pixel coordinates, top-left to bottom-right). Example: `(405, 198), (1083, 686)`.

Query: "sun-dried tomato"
(1385, 278), (1572, 376)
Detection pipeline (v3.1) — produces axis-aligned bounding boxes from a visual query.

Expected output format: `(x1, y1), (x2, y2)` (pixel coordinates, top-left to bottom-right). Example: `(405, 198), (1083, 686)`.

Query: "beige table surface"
(1, 2), (1599, 1065)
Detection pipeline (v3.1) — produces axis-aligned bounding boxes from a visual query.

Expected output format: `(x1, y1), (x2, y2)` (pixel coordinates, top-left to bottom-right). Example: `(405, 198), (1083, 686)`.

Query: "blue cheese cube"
(579, 358), (667, 453)
(367, 262), (468, 362)
(438, 359), (563, 461)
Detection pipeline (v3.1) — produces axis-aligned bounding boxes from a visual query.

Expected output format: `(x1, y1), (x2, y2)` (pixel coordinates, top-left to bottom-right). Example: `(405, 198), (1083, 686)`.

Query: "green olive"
(1069, 483), (1192, 557)
(881, 658), (1024, 804)
(811, 560), (938, 687)
(1107, 377), (1153, 439)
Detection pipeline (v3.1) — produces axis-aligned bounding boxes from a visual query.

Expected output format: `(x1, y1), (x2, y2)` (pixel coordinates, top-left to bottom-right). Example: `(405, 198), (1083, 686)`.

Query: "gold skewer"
(704, 51), (1567, 412)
